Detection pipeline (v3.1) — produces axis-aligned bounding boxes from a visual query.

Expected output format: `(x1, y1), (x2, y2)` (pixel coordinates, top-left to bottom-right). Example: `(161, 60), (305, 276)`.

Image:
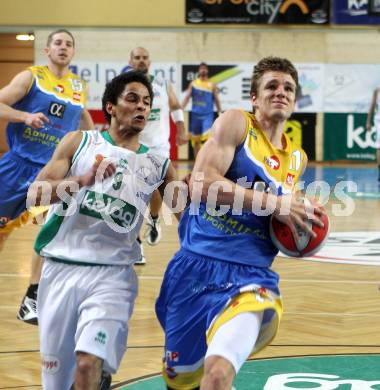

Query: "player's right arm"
(212, 82), (222, 114)
(28, 132), (115, 206)
(189, 109), (258, 210)
(366, 88), (378, 131)
(189, 110), (323, 237)
(0, 70), (49, 128)
(181, 82), (193, 109)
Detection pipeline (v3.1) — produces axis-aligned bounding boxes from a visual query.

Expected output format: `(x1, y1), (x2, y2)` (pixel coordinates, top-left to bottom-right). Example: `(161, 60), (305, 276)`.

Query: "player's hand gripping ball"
(269, 198), (330, 257)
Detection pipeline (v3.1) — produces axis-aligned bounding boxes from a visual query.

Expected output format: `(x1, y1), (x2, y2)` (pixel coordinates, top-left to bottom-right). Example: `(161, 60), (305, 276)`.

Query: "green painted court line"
(115, 354), (380, 389)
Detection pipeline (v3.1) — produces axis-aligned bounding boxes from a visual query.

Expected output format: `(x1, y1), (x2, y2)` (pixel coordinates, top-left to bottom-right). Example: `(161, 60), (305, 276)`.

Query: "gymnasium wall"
(2, 1), (380, 161)
(34, 28), (380, 161)
(0, 0), (185, 28)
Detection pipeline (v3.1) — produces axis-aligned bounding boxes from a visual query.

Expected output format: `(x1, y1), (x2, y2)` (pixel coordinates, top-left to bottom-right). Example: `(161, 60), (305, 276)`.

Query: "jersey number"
(289, 150), (301, 172)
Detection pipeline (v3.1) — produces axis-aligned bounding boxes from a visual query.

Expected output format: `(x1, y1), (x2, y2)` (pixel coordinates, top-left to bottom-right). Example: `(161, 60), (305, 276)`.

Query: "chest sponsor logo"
(48, 102), (66, 119)
(264, 155), (280, 170)
(79, 190), (137, 228)
(148, 108), (161, 122)
(55, 84), (64, 93)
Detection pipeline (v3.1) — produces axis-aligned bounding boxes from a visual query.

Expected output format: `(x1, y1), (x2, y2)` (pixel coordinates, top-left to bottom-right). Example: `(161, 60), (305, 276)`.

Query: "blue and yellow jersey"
(7, 65), (87, 166)
(191, 78), (215, 115)
(179, 111), (307, 268)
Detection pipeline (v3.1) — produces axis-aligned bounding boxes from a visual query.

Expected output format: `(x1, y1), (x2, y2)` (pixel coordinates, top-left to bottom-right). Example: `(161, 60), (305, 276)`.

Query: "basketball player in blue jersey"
(156, 57), (326, 390)
(182, 62), (221, 158)
(0, 29), (94, 325)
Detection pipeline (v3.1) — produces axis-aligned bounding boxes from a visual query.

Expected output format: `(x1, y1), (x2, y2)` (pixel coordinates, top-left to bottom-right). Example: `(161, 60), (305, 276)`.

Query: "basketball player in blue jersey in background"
(156, 57), (325, 390)
(182, 62), (221, 158)
(0, 29), (94, 325)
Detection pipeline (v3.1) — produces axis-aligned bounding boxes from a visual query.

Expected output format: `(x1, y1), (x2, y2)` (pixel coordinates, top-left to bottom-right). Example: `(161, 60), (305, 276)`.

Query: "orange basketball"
(269, 200), (330, 258)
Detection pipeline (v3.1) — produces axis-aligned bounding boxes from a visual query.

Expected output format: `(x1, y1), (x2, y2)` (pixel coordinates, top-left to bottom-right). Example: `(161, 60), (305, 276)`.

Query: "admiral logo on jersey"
(48, 102), (66, 119)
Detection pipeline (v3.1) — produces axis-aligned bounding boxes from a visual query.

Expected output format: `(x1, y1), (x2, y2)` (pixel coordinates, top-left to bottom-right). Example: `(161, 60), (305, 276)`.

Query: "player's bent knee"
(202, 356), (234, 388)
(75, 351), (102, 376)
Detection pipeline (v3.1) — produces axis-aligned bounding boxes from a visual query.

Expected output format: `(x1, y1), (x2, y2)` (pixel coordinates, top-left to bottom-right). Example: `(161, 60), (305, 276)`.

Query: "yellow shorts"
(207, 289), (283, 358)
(190, 132), (210, 148)
(0, 206), (49, 234)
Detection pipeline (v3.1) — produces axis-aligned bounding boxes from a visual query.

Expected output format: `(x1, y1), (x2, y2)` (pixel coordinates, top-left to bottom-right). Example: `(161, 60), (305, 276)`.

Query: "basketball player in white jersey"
(366, 86), (380, 181)
(27, 71), (180, 390)
(129, 47), (187, 263)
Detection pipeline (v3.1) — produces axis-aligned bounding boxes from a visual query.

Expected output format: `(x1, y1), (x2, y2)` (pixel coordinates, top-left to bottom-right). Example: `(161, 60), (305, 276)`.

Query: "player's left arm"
(168, 83), (188, 145)
(159, 162), (186, 221)
(79, 109), (95, 130)
(212, 83), (222, 114)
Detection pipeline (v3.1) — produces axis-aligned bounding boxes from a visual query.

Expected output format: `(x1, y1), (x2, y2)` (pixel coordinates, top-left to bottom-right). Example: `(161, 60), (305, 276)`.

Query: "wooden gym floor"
(1, 163), (380, 389)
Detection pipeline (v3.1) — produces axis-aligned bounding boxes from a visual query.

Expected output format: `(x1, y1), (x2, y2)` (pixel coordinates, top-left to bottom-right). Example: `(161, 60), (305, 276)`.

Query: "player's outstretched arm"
(159, 162), (187, 221)
(181, 82), (193, 109)
(0, 70), (49, 128)
(168, 83), (188, 145)
(212, 83), (222, 114)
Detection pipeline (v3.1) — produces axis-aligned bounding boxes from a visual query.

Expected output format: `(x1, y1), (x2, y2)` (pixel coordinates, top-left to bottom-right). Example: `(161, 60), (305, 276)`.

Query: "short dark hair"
(250, 56), (299, 97)
(102, 70), (154, 123)
(46, 29), (75, 47)
(199, 62), (208, 68)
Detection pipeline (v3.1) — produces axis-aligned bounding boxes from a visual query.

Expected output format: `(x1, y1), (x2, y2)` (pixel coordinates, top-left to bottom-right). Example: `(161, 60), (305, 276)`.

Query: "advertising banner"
(324, 64), (380, 113)
(324, 113), (377, 161)
(69, 62), (181, 110)
(68, 60), (324, 113)
(181, 63), (324, 113)
(332, 0), (380, 24)
(186, 0), (329, 24)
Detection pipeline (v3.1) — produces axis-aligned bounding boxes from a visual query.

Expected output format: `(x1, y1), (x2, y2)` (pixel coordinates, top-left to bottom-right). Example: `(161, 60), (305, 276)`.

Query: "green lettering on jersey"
(148, 108), (161, 122)
(80, 190), (137, 228)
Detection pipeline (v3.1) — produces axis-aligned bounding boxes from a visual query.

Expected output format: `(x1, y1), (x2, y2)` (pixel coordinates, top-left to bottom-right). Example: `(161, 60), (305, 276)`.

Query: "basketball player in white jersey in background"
(27, 70), (181, 389)
(366, 86), (380, 181)
(129, 47), (188, 263)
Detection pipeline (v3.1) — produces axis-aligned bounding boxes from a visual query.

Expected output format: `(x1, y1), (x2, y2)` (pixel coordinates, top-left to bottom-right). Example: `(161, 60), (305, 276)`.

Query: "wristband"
(171, 109), (184, 123)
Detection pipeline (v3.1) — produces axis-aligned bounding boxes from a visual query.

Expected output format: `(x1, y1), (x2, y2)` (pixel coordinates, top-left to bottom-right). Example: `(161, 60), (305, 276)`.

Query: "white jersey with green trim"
(139, 74), (171, 157)
(35, 130), (170, 266)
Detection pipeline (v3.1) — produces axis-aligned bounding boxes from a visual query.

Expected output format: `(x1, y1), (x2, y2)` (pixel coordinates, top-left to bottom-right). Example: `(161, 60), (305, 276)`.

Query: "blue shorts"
(155, 248), (280, 388)
(189, 112), (214, 137)
(0, 151), (42, 219)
